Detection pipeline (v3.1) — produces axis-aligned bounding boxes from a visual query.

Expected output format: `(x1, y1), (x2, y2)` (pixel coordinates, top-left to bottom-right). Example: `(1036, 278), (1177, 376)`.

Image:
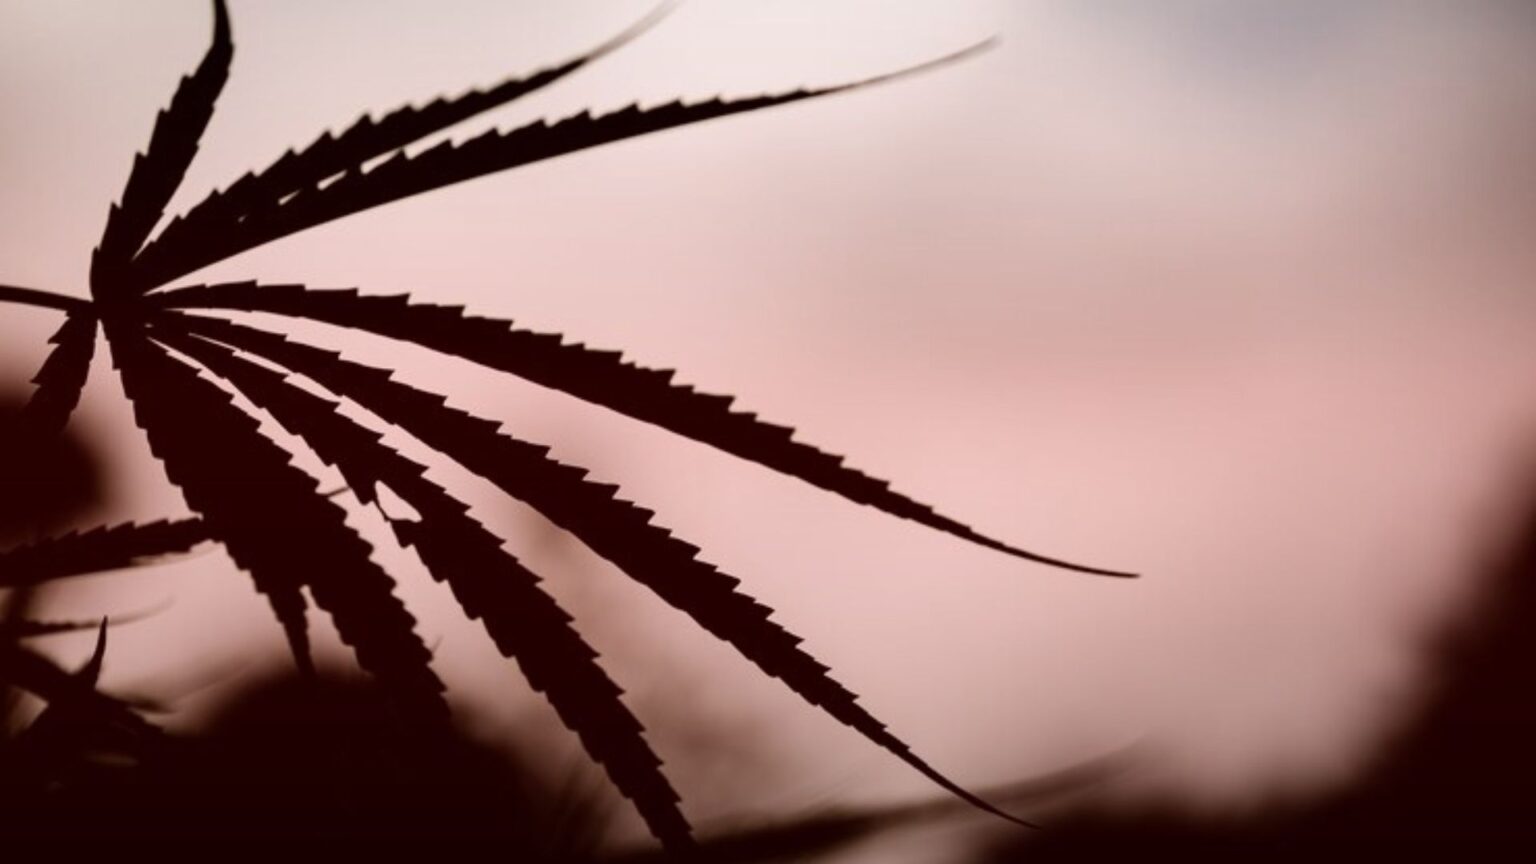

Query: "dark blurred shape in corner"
(3, 660), (1114, 862)
(973, 455), (1536, 861)
(0, 389), (104, 544)
(1, 668), (618, 859)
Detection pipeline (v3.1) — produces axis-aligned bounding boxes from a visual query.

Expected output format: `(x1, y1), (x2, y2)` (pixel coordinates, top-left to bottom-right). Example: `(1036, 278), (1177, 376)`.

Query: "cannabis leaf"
(0, 620), (155, 747)
(0, 519), (207, 590)
(0, 516), (211, 762)
(1, 2), (1134, 851)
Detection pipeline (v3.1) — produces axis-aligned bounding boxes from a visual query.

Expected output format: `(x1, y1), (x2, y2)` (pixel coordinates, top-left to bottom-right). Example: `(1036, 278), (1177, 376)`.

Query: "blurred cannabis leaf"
(0, 2), (1132, 851)
(0, 519), (208, 797)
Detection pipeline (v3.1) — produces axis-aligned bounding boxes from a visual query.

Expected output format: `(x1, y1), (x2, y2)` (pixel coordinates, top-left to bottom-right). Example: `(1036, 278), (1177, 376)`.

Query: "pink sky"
(4, 1), (1536, 856)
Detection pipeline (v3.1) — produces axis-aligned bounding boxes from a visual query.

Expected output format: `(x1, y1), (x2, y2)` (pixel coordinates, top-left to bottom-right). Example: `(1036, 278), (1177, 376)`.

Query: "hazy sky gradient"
(4, 2), (1536, 856)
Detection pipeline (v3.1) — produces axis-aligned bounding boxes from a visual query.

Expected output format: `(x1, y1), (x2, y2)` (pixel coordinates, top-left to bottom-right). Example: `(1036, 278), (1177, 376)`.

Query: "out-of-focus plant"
(0, 2), (1134, 852)
(0, 399), (209, 810)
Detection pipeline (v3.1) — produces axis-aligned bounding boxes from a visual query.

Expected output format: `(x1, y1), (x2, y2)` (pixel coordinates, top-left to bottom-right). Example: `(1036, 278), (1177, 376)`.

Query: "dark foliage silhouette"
(0, 406), (206, 812)
(4, 669), (615, 860)
(971, 461), (1536, 860)
(2, 665), (1111, 862)
(0, 618), (160, 763)
(0, 519), (207, 593)
(0, 2), (1135, 850)
(0, 518), (204, 744)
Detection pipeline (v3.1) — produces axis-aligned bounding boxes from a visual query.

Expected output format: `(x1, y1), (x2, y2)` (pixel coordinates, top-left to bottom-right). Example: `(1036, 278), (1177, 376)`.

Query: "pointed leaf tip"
(79, 618), (110, 685)
(151, 319), (692, 848)
(130, 1), (671, 291)
(155, 283), (1133, 578)
(93, 0), (232, 296)
(159, 310), (1027, 831)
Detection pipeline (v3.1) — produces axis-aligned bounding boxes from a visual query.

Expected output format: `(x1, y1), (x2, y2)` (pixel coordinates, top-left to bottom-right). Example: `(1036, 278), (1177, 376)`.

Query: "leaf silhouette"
(15, 312), (98, 437)
(0, 621), (166, 800)
(0, 518), (207, 589)
(132, 3), (674, 292)
(0, 2), (1136, 851)
(0, 290), (95, 454)
(158, 309), (1033, 828)
(76, 619), (109, 686)
(124, 42), (989, 293)
(1, 522), (213, 773)
(151, 322), (693, 848)
(10, 622), (110, 750)
(91, 0), (231, 299)
(105, 324), (447, 719)
(155, 283), (1133, 577)
(0, 634), (157, 745)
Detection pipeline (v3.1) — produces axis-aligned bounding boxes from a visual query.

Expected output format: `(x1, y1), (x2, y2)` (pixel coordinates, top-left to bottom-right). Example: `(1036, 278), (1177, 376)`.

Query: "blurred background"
(3, 1), (1536, 859)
